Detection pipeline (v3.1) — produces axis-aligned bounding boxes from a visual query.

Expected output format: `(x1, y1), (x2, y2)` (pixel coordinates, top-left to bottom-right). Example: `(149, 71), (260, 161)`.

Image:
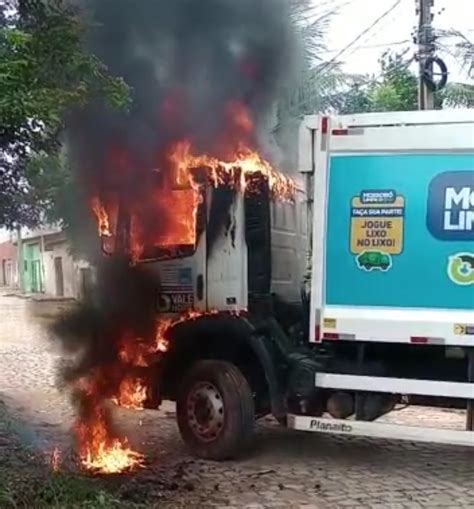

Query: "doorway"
(54, 257), (64, 297)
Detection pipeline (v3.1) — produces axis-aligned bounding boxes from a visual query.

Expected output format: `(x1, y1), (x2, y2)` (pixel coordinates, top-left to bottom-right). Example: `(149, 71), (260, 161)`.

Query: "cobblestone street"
(0, 292), (473, 508)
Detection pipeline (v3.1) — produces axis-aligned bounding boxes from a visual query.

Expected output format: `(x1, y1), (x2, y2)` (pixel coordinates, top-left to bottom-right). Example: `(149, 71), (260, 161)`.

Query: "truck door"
(100, 177), (208, 315)
(144, 186), (208, 315)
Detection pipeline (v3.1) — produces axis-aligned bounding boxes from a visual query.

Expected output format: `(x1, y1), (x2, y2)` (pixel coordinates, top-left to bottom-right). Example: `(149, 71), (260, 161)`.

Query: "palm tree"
(436, 29), (474, 108)
(272, 0), (349, 168)
(283, 0), (350, 116)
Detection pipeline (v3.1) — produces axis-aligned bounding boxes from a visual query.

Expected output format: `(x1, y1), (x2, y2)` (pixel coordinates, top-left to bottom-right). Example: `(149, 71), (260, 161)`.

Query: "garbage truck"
(142, 109), (474, 459)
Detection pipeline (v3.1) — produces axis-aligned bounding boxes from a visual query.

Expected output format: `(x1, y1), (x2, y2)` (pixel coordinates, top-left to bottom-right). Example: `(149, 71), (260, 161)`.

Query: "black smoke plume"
(70, 0), (295, 168)
(54, 0), (297, 462)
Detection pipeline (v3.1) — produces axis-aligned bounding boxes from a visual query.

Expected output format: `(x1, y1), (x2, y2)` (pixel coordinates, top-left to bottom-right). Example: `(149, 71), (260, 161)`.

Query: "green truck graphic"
(356, 251), (392, 272)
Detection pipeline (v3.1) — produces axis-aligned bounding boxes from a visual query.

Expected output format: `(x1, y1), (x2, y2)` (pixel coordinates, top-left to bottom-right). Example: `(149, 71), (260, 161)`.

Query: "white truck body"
(290, 110), (474, 446)
(300, 110), (473, 346)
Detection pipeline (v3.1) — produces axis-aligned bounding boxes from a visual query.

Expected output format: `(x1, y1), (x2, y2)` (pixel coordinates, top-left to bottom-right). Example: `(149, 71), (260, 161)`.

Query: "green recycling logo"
(447, 253), (474, 286)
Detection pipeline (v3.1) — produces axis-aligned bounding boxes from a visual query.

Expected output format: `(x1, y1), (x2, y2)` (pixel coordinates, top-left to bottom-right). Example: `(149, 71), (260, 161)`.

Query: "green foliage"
(433, 31), (474, 108)
(341, 51), (419, 114)
(0, 486), (16, 508)
(280, 1), (349, 118)
(24, 151), (71, 223)
(0, 0), (130, 229)
(371, 52), (418, 111)
(37, 473), (121, 508)
(22, 150), (100, 259)
(341, 47), (473, 114)
(0, 471), (123, 508)
(340, 84), (372, 114)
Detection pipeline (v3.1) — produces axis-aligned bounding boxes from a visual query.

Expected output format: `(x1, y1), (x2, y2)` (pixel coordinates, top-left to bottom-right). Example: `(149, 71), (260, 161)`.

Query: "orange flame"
(73, 311), (244, 473)
(75, 405), (143, 474)
(91, 197), (112, 237)
(154, 309), (222, 353)
(168, 140), (295, 200)
(118, 337), (151, 368)
(129, 186), (202, 262)
(113, 377), (147, 410)
(80, 438), (143, 474)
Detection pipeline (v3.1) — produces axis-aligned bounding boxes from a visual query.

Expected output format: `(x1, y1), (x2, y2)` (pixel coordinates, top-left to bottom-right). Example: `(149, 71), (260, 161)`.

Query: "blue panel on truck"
(325, 154), (474, 310)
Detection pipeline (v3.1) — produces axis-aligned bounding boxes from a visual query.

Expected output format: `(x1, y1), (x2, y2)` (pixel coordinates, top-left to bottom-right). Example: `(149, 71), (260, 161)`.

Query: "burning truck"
(85, 126), (305, 464)
(57, 1), (473, 474)
(57, 0), (302, 473)
(79, 108), (474, 473)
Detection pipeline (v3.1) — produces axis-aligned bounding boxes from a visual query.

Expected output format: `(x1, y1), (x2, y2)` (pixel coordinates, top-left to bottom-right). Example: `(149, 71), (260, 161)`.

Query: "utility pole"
(416, 0), (435, 109)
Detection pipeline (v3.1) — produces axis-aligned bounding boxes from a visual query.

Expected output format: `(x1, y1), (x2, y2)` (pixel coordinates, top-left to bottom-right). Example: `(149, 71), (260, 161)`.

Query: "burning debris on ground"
(52, 0), (297, 474)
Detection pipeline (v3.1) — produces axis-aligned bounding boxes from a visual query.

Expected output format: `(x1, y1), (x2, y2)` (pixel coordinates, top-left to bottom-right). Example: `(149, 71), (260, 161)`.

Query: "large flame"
(168, 139), (295, 200)
(90, 102), (294, 260)
(75, 396), (144, 474)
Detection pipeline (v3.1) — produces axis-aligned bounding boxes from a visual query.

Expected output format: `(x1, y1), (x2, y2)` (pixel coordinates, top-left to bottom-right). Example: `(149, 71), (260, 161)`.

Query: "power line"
(342, 1), (411, 57)
(323, 39), (412, 53)
(318, 0), (403, 72)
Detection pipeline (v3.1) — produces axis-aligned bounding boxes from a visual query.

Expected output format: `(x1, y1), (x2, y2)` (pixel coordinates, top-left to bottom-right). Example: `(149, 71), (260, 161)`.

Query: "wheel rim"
(186, 381), (224, 442)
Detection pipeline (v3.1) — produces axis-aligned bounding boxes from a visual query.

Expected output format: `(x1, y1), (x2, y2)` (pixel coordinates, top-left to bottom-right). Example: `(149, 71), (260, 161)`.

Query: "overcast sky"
(315, 0), (473, 84)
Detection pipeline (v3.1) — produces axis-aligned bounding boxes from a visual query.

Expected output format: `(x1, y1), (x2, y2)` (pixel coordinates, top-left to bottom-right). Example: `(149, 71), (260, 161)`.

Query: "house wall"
(74, 260), (95, 300)
(23, 242), (43, 293)
(0, 241), (17, 286)
(43, 241), (77, 298)
(15, 228), (93, 299)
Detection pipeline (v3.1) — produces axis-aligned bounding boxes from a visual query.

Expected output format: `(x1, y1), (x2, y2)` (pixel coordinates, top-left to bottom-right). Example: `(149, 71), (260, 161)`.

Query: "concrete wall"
(74, 259), (95, 300)
(0, 241), (17, 286)
(13, 228), (93, 300)
(23, 242), (43, 293)
(43, 240), (77, 298)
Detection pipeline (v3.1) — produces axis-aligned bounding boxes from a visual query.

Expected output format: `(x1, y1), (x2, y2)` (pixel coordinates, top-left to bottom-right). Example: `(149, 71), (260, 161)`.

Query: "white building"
(16, 227), (93, 299)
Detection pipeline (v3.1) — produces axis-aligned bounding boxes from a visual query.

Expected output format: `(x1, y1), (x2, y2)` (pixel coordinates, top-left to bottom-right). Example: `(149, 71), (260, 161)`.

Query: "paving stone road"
(0, 291), (473, 508)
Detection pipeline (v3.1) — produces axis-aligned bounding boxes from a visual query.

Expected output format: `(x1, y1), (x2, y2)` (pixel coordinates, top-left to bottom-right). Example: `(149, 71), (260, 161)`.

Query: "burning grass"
(0, 401), (121, 508)
(75, 405), (144, 474)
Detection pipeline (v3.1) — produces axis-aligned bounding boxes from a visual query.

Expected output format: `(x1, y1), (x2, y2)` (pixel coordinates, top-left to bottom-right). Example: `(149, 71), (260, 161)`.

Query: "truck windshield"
(133, 186), (205, 261)
(100, 183), (205, 262)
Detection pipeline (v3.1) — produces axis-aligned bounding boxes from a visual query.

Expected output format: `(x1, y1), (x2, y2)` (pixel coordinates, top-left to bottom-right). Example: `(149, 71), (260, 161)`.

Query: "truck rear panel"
(302, 111), (474, 346)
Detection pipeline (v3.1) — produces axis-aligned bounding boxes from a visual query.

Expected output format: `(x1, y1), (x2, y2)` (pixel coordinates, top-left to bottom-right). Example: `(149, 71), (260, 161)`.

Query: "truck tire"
(176, 360), (255, 460)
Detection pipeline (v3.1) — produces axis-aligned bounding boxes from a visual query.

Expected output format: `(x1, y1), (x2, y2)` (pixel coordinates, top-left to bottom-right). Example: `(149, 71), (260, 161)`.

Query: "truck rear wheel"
(176, 360), (254, 460)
